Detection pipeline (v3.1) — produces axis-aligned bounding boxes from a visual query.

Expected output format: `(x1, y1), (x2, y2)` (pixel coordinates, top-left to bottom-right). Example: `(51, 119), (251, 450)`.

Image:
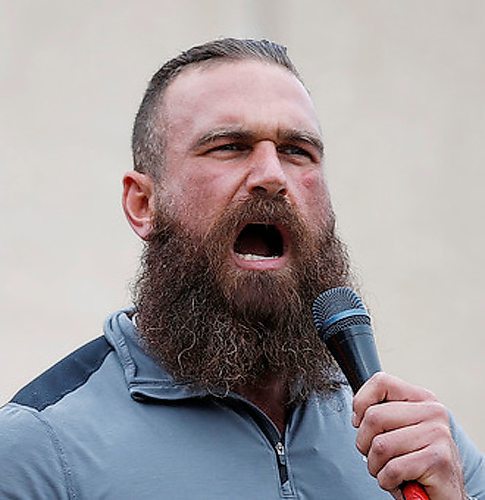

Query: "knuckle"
(377, 462), (401, 491)
(372, 435), (388, 458)
(385, 462), (401, 483)
(428, 401), (449, 420)
(371, 371), (388, 385)
(435, 450), (451, 470)
(423, 442), (453, 472)
(430, 421), (452, 441)
(363, 406), (380, 428)
(430, 449), (449, 471)
(434, 442), (454, 468)
(421, 387), (438, 402)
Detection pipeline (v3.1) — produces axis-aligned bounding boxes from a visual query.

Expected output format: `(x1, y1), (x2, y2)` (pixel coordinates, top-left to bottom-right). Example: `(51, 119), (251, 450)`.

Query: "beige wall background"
(1, 1), (484, 450)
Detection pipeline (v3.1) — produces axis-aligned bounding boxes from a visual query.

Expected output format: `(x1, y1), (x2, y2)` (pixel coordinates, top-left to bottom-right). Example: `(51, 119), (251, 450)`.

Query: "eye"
(204, 142), (251, 158)
(278, 144), (314, 161)
(210, 143), (247, 152)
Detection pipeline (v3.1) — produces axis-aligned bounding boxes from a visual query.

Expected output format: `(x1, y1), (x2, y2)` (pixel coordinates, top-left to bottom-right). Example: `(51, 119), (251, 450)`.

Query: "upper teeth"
(236, 253), (278, 261)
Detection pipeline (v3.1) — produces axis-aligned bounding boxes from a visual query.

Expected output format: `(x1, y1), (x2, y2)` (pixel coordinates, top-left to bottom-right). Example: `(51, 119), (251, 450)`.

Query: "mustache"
(200, 192), (320, 248)
(149, 192), (313, 259)
(228, 192), (299, 225)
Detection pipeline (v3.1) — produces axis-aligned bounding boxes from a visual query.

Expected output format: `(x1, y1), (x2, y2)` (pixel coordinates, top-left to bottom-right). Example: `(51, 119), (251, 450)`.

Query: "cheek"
(301, 169), (326, 190)
(299, 171), (331, 210)
(179, 184), (216, 220)
(169, 172), (236, 230)
(301, 172), (317, 190)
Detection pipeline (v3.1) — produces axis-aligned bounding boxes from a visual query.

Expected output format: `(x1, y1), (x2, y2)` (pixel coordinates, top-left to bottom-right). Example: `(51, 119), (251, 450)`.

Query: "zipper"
(223, 396), (291, 488)
(275, 441), (289, 484)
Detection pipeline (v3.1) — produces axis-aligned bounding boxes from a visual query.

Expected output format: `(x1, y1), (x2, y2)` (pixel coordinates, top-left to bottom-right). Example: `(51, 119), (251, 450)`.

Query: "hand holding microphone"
(313, 288), (466, 500)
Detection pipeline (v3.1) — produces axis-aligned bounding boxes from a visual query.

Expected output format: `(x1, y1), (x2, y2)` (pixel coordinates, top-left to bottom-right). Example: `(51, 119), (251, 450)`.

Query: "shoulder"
(0, 337), (115, 498)
(0, 403), (72, 498)
(12, 336), (113, 411)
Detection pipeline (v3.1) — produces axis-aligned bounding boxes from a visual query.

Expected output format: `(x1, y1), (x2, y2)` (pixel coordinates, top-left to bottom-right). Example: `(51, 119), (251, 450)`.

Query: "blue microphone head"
(312, 287), (371, 342)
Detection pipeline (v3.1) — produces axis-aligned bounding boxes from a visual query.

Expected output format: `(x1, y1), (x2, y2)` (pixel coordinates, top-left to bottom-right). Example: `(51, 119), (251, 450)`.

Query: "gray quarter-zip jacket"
(1, 309), (484, 499)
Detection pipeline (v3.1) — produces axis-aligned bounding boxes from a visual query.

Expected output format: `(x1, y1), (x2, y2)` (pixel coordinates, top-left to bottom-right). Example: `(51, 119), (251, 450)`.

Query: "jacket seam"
(9, 403), (78, 500)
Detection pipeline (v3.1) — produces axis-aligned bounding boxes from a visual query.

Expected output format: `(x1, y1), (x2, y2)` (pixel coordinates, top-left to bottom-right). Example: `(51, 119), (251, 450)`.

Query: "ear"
(122, 171), (155, 240)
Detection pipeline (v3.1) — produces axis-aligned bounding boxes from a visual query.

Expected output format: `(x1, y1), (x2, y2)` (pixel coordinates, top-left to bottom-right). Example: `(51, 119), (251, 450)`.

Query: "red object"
(402, 481), (429, 499)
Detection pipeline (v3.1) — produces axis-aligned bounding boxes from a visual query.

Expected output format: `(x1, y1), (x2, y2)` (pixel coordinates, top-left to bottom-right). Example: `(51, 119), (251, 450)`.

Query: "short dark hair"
(132, 38), (301, 178)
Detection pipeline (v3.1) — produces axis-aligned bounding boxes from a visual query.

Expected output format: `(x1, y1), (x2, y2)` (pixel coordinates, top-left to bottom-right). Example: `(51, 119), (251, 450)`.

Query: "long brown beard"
(133, 193), (353, 402)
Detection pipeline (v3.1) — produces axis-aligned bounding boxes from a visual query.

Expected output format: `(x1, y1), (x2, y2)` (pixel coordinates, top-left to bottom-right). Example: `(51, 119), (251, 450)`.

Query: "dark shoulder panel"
(12, 336), (113, 411)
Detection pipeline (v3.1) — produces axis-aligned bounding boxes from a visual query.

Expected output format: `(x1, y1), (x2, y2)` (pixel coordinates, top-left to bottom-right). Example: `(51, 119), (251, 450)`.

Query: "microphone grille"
(312, 287), (371, 341)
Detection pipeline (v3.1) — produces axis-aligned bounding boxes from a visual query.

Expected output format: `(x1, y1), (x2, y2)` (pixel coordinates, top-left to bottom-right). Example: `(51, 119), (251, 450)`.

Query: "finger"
(376, 447), (431, 493)
(390, 490), (404, 500)
(355, 400), (449, 455)
(365, 420), (452, 478)
(353, 372), (437, 427)
(376, 440), (462, 495)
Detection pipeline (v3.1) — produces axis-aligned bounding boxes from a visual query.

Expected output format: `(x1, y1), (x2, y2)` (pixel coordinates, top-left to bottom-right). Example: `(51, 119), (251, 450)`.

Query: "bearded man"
(1, 38), (484, 499)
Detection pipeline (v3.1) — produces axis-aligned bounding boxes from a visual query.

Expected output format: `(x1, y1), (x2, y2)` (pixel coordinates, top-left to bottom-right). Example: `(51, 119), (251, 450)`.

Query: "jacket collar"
(104, 309), (349, 408)
(103, 308), (208, 402)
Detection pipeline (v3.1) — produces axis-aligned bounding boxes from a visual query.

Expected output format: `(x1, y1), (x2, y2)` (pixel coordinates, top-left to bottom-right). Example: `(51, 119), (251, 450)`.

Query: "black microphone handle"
(324, 323), (382, 393)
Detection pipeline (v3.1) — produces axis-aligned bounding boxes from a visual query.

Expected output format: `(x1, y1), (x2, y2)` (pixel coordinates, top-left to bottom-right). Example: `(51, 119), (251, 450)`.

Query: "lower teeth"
(236, 253), (278, 261)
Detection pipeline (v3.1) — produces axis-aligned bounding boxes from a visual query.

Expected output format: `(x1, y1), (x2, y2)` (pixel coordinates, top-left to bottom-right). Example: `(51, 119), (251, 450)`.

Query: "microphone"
(312, 287), (429, 500)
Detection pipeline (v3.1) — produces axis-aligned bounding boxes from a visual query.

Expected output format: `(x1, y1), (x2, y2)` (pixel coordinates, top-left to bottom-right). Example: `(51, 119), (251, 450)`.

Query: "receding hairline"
(159, 56), (308, 109)
(161, 57), (311, 116)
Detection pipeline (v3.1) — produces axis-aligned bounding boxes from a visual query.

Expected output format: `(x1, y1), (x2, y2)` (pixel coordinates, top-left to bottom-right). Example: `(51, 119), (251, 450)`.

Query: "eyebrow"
(192, 126), (324, 156)
(279, 129), (324, 157)
(192, 127), (253, 150)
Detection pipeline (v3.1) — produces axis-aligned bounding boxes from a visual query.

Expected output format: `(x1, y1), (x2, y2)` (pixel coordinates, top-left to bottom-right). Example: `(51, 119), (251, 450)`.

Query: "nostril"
(247, 176), (288, 197)
(250, 185), (287, 198)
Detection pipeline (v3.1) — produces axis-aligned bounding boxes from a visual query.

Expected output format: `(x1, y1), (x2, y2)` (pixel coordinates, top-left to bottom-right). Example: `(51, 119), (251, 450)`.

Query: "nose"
(245, 141), (288, 197)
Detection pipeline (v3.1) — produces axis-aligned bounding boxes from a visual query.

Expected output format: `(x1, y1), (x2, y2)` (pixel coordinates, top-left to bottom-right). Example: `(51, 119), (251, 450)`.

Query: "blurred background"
(1, 1), (484, 450)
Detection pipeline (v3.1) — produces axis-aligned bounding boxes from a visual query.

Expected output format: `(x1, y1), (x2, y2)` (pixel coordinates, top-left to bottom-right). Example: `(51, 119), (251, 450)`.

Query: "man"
(1, 38), (483, 499)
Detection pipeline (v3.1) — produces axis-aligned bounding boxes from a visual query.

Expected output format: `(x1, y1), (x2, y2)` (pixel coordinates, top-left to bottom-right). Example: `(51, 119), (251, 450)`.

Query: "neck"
(236, 375), (289, 434)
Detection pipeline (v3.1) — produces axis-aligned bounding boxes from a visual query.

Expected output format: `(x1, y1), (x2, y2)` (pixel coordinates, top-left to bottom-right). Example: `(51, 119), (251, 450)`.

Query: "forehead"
(160, 59), (321, 142)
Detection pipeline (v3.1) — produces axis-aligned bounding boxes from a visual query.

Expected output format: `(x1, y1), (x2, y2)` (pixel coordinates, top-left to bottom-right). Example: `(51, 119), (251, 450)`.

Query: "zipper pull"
(275, 441), (286, 466)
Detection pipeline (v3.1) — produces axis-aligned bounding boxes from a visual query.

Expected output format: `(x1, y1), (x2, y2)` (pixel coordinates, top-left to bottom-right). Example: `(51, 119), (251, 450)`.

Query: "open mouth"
(233, 223), (285, 261)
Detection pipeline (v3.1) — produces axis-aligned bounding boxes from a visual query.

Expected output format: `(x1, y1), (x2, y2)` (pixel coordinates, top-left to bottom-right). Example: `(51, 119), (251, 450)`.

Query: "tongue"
(236, 233), (272, 257)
